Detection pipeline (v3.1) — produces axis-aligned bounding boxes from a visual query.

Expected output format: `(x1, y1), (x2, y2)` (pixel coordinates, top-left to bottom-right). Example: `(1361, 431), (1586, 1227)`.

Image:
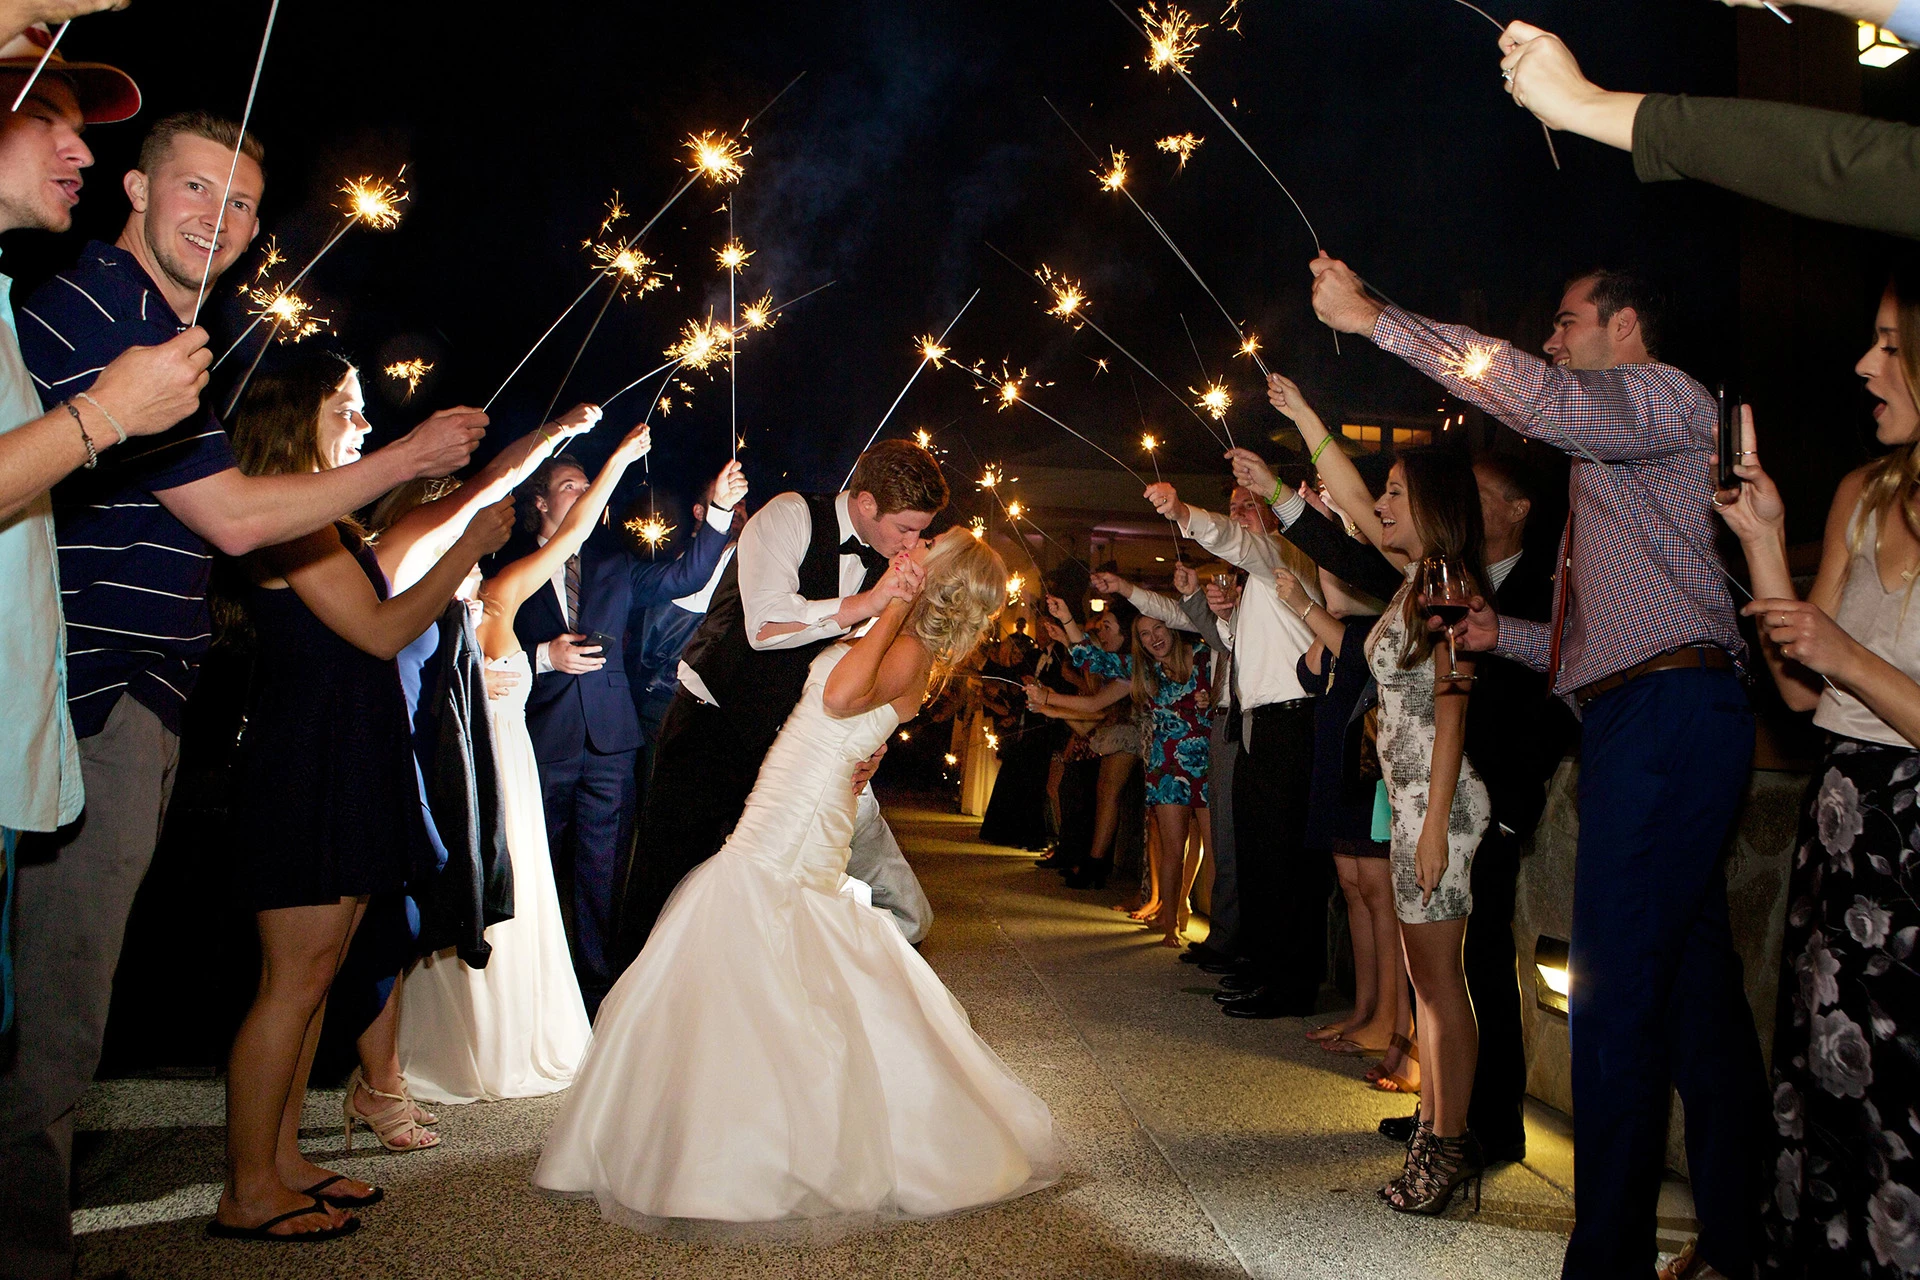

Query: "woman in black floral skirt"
(1718, 265), (1920, 1278)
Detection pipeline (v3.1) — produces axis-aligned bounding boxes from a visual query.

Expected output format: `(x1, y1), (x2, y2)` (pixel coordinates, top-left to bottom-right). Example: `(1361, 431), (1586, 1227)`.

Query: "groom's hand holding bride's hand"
(877, 550), (927, 606)
(851, 742), (887, 796)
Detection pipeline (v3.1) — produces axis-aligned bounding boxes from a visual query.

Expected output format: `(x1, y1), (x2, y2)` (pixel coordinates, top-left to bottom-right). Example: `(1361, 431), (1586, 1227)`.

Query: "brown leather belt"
(1574, 645), (1734, 709)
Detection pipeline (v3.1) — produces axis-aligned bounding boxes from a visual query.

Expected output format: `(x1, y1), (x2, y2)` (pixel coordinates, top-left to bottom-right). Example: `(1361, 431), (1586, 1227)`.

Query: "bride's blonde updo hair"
(905, 528), (1007, 685)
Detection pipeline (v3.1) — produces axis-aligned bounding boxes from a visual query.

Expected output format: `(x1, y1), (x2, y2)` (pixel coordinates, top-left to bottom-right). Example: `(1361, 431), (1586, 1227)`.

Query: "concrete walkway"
(71, 797), (1576, 1279)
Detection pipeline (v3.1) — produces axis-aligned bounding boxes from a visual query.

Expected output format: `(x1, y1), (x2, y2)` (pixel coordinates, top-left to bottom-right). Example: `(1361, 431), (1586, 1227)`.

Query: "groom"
(613, 440), (949, 967)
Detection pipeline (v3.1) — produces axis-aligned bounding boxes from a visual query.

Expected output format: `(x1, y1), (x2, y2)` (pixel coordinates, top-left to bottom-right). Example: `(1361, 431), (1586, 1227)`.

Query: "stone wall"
(1514, 758), (1805, 1173)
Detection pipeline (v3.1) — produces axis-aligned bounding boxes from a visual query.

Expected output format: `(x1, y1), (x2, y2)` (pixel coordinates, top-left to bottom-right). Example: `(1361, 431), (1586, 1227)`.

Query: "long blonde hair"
(905, 528), (1007, 690)
(1850, 271), (1920, 569)
(1129, 615), (1196, 714)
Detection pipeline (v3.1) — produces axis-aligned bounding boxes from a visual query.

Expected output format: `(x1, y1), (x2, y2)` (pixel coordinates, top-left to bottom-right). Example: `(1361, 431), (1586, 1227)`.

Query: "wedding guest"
(617, 440), (944, 962)
(981, 625), (1053, 851)
(213, 361), (514, 1242)
(1143, 480), (1323, 1018)
(1498, 20), (1918, 239)
(1715, 266), (1920, 1277)
(344, 397), (603, 1127)
(5, 108), (481, 1265)
(1033, 614), (1106, 880)
(0, 46), (216, 1280)
(497, 437), (738, 1014)
(1032, 594), (1213, 946)
(1040, 593), (1143, 893)
(1177, 566), (1247, 969)
(1309, 254), (1763, 1275)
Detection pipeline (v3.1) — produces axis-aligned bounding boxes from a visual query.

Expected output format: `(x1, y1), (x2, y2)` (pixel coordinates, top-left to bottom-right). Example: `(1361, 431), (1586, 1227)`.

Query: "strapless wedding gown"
(533, 644), (1060, 1227)
(397, 650), (591, 1103)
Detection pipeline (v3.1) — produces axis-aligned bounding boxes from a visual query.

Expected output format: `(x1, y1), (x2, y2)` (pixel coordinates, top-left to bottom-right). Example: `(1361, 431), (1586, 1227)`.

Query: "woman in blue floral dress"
(1028, 611), (1212, 947)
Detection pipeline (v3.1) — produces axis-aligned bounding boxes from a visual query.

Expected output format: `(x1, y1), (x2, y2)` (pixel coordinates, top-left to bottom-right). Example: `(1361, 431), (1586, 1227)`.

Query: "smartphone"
(571, 632), (617, 655)
(1716, 384), (1740, 492)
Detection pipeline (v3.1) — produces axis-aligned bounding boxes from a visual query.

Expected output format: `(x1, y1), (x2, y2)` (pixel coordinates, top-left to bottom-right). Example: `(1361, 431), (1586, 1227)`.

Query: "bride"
(534, 528), (1060, 1226)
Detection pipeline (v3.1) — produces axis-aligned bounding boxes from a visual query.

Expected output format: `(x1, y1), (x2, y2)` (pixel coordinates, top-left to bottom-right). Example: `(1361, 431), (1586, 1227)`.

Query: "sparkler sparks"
(978, 465), (1005, 491)
(914, 428), (934, 450)
(1037, 265), (1088, 322)
(1142, 2), (1205, 74)
(246, 235), (285, 284)
(716, 238), (753, 273)
(917, 335), (949, 367)
(969, 517), (987, 539)
(1141, 433), (1158, 452)
(1007, 574), (1026, 604)
(686, 130), (747, 184)
(740, 293), (775, 329)
(1156, 132), (1203, 169)
(1095, 147), (1129, 192)
(1236, 334), (1261, 360)
(1454, 344), (1498, 381)
(384, 358), (433, 398)
(588, 240), (666, 296)
(625, 514), (676, 549)
(598, 192), (626, 236)
(340, 175), (406, 230)
(1005, 500), (1025, 521)
(242, 285), (326, 342)
(657, 396), (673, 416)
(999, 379), (1022, 409)
(666, 316), (730, 371)
(1194, 380), (1232, 420)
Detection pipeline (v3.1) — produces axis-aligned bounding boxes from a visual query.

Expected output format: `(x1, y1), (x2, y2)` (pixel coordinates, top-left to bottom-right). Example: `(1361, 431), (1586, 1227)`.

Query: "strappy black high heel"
(1382, 1127), (1483, 1216)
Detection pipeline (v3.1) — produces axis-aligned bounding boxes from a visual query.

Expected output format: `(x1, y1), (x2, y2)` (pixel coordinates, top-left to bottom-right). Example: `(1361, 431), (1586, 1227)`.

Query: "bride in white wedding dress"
(534, 529), (1059, 1227)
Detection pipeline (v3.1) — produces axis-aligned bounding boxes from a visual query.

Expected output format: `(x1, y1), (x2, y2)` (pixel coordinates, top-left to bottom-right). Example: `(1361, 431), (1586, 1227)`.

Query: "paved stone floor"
(71, 798), (1583, 1279)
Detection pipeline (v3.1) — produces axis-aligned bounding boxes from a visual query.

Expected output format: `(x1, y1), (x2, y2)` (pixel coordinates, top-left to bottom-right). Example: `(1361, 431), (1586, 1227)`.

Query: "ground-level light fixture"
(1860, 21), (1911, 67)
(1533, 936), (1570, 1017)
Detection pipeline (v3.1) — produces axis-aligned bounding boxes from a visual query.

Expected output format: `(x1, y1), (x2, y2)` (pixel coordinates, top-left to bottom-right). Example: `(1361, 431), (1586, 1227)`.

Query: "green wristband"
(1310, 435), (1333, 465)
(1268, 477), (1286, 508)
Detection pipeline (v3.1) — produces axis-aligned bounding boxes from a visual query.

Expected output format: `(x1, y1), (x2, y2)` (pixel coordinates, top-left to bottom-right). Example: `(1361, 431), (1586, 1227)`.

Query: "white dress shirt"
(1487, 548), (1523, 594)
(677, 490), (875, 707)
(1178, 504), (1320, 714)
(534, 502), (734, 674)
(1120, 583), (1200, 633)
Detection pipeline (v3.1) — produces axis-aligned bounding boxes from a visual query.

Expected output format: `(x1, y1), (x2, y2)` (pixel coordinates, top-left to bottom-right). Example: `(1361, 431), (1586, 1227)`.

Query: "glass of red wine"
(1419, 553), (1476, 684)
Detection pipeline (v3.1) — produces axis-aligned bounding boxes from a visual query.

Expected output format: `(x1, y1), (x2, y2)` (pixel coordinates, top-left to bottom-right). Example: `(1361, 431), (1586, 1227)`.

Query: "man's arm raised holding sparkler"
(1087, 569), (1199, 634)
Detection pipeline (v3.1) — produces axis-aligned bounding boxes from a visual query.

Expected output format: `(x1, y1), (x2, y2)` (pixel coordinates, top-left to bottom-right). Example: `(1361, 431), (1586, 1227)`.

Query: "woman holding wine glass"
(1234, 374), (1492, 1217)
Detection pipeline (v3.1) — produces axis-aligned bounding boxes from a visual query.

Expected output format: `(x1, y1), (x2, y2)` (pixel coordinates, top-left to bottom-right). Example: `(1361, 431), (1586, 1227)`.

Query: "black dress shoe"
(1213, 984), (1265, 1005)
(1215, 971), (1262, 994)
(1196, 957), (1244, 975)
(1220, 990), (1317, 1019)
(1378, 1111), (1420, 1144)
(1033, 855), (1066, 870)
(1179, 943), (1228, 966)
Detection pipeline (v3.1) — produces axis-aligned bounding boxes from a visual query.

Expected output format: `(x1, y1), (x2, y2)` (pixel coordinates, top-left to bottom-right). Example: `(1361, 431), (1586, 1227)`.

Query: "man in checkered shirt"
(1312, 256), (1764, 1280)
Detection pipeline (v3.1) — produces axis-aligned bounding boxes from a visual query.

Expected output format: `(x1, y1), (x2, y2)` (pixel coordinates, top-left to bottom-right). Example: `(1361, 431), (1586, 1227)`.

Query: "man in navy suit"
(511, 453), (747, 1011)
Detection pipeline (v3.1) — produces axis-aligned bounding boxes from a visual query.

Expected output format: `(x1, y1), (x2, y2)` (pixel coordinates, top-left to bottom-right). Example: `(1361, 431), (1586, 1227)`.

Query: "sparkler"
(1140, 414), (1186, 562)
(1438, 0), (1560, 168)
(838, 290), (979, 490)
(989, 245), (1227, 448)
(214, 173), (410, 370)
(969, 516), (987, 539)
(1193, 380), (1231, 420)
(625, 513), (676, 550)
(9, 20), (67, 112)
(599, 280), (837, 412)
(716, 238), (752, 273)
(483, 72), (805, 414)
(191, 0), (280, 325)
(385, 359), (434, 399)
(946, 353), (1150, 487)
(1095, 147), (1128, 192)
(740, 293), (775, 330)
(221, 281), (331, 416)
(1454, 343), (1497, 381)
(667, 314), (729, 372)
(1006, 573), (1027, 605)
(1156, 132), (1203, 171)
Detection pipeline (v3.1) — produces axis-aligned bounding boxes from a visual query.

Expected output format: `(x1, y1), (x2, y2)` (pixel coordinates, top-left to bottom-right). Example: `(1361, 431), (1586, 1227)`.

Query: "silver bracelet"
(73, 392), (127, 444)
(63, 401), (98, 469)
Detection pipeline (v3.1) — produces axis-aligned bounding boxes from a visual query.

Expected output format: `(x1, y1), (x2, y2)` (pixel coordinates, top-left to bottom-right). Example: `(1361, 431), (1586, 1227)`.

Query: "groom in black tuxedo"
(510, 453), (747, 1012)
(612, 440), (949, 968)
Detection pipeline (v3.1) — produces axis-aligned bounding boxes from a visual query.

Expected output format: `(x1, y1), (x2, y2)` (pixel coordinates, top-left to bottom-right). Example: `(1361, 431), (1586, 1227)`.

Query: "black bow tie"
(840, 535), (890, 584)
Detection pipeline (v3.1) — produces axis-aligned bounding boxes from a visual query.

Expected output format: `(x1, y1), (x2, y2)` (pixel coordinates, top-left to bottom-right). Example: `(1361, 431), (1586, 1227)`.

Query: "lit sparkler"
(1237, 334), (1261, 360)
(1007, 573), (1026, 605)
(969, 516), (987, 539)
(1454, 343), (1497, 382)
(1040, 266), (1087, 322)
(946, 353), (1151, 487)
(656, 396), (673, 416)
(1096, 147), (1129, 192)
(716, 238), (753, 273)
(384, 359), (434, 399)
(598, 191), (626, 236)
(839, 290), (980, 490)
(1142, 2), (1205, 73)
(1005, 499), (1025, 521)
(740, 292), (774, 329)
(686, 130), (747, 184)
(666, 316), (730, 371)
(978, 464), (1005, 491)
(625, 513), (676, 550)
(242, 285), (326, 342)
(1156, 132), (1203, 170)
(243, 235), (285, 285)
(1194, 381), (1231, 420)
(588, 240), (667, 297)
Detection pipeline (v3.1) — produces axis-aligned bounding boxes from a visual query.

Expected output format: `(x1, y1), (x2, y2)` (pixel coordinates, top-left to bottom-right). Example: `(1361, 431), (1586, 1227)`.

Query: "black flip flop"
(206, 1198), (359, 1243)
(303, 1174), (385, 1209)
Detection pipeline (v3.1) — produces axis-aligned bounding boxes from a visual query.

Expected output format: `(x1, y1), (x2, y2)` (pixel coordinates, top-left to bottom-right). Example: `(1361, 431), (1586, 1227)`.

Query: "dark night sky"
(0, 0), (1844, 525)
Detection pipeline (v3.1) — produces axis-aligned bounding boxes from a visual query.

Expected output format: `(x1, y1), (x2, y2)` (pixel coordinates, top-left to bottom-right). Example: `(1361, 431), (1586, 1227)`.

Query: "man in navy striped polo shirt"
(4, 110), (484, 1268)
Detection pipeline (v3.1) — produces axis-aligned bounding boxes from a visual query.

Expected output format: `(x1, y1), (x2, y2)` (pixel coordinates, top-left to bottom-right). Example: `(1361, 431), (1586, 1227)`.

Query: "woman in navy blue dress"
(211, 353), (513, 1243)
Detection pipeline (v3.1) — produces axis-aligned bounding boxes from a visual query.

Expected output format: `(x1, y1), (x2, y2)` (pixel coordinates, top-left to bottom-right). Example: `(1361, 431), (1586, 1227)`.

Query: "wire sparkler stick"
(1131, 372), (1186, 561)
(1437, 0), (1559, 168)
(726, 203), (740, 458)
(9, 20), (66, 112)
(838, 289), (980, 490)
(983, 242), (1226, 449)
(599, 279), (837, 411)
(191, 0), (279, 325)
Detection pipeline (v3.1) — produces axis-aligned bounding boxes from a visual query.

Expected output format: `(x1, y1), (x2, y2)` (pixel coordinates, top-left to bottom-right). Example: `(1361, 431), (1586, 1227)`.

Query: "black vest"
(680, 493), (878, 751)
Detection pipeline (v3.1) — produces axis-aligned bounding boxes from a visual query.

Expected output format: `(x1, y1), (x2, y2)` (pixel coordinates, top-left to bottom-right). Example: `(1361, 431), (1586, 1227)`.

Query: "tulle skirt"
(532, 844), (1060, 1228)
